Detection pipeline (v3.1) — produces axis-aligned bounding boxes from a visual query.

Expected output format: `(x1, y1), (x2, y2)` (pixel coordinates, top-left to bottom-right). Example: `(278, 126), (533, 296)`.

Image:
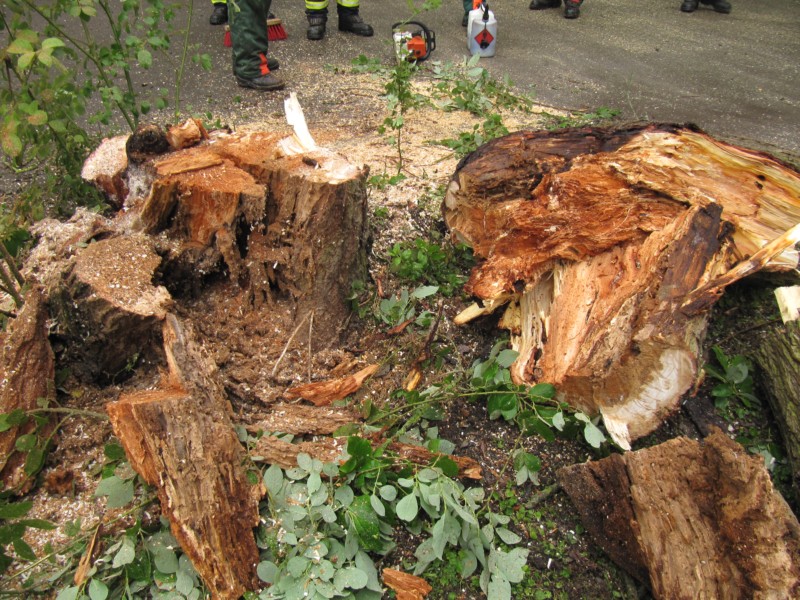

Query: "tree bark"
(558, 429), (800, 600)
(754, 320), (800, 501)
(0, 286), (55, 492)
(445, 123), (800, 448)
(106, 316), (262, 600)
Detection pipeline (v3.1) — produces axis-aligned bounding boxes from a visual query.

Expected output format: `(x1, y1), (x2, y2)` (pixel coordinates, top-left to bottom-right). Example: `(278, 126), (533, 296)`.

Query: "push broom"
(223, 12), (287, 46)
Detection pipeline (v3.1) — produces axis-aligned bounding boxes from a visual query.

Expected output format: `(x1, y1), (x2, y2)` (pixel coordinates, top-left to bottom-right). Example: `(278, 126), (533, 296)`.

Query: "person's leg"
(336, 0), (373, 36)
(563, 0), (582, 18)
(210, 0), (228, 25)
(231, 0), (285, 90)
(680, 0), (699, 12)
(700, 0), (731, 13)
(529, 0), (562, 10)
(306, 0), (329, 40)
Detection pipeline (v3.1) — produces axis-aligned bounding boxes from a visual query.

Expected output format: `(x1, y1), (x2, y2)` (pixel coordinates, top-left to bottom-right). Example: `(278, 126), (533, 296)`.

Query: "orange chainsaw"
(391, 21), (436, 62)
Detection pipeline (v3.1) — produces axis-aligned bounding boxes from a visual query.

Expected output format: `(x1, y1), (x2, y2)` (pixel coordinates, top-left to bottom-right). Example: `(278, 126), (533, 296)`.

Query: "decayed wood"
(557, 429), (800, 599)
(283, 364), (379, 406)
(133, 128), (369, 345)
(80, 135), (129, 209)
(48, 234), (172, 381)
(383, 568), (432, 600)
(754, 320), (800, 500)
(248, 403), (362, 435)
(106, 316), (262, 600)
(252, 435), (482, 479)
(0, 286), (55, 492)
(166, 118), (208, 150)
(445, 123), (800, 448)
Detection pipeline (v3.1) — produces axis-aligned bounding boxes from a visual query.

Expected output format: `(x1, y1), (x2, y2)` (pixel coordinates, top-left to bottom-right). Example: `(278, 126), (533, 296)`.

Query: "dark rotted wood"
(446, 123), (800, 448)
(558, 429), (800, 599)
(126, 123), (170, 164)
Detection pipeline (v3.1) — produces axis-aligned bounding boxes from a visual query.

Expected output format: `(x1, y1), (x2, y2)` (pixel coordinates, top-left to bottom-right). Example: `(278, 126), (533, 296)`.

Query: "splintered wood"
(107, 317), (262, 600)
(445, 123), (800, 448)
(558, 429), (800, 599)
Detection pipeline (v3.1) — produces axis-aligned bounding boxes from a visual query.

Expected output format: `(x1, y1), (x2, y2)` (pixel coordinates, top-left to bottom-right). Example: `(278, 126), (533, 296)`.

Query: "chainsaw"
(391, 21), (436, 62)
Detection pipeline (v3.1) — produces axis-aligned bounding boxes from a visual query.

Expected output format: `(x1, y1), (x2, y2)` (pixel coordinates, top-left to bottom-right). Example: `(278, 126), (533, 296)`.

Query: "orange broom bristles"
(222, 16), (287, 47)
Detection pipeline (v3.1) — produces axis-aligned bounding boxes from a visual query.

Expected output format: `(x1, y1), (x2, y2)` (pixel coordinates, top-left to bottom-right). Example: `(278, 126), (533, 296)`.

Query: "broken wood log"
(81, 135), (129, 209)
(0, 286), (55, 492)
(754, 319), (800, 501)
(166, 118), (208, 150)
(106, 316), (261, 600)
(252, 435), (482, 479)
(557, 428), (800, 599)
(48, 234), (173, 381)
(283, 364), (379, 406)
(445, 123), (800, 448)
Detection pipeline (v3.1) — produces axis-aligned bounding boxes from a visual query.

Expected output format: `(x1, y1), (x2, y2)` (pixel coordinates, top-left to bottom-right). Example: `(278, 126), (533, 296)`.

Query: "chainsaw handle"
(390, 21), (436, 62)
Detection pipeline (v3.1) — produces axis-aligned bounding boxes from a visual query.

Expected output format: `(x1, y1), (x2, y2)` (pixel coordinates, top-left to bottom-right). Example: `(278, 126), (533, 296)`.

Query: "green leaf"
(396, 492), (419, 522)
(496, 527), (522, 545)
(288, 555), (309, 578)
(24, 447), (46, 476)
(113, 535), (136, 568)
(495, 349), (519, 368)
(41, 37), (65, 49)
(347, 495), (383, 552)
(263, 463), (283, 494)
(7, 38), (34, 54)
(15, 433), (37, 452)
(487, 393), (517, 421)
(551, 410), (566, 431)
(17, 519), (55, 531)
(256, 560), (278, 584)
(335, 484), (354, 508)
(369, 494), (385, 517)
(1, 128), (23, 158)
(104, 442), (126, 461)
(18, 53), (35, 70)
(529, 382), (556, 399)
(583, 420), (606, 448)
(487, 575), (511, 600)
(378, 485), (397, 502)
(296, 452), (313, 472)
(0, 523), (25, 544)
(88, 578), (109, 600)
(12, 537), (36, 561)
(432, 456), (459, 478)
(333, 566), (368, 591)
(95, 475), (134, 508)
(56, 586), (80, 600)
(347, 436), (372, 459)
(0, 501), (32, 519)
(523, 415), (556, 442)
(137, 49), (152, 68)
(411, 285), (439, 299)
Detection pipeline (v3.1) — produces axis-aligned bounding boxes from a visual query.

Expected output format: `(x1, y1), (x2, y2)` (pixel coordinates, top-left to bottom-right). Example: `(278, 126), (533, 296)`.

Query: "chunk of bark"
(557, 429), (800, 599)
(0, 286), (55, 492)
(248, 403), (362, 435)
(80, 135), (129, 209)
(754, 320), (800, 501)
(283, 364), (379, 406)
(446, 123), (800, 448)
(106, 315), (262, 600)
(383, 568), (432, 600)
(48, 234), (172, 381)
(126, 123), (170, 164)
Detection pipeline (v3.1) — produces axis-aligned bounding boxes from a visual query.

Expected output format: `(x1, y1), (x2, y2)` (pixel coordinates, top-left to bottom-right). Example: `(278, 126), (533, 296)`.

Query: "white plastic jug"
(467, 2), (497, 57)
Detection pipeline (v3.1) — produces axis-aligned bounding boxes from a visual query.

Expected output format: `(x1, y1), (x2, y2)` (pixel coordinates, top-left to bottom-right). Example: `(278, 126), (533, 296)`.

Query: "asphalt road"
(182, 0), (800, 156)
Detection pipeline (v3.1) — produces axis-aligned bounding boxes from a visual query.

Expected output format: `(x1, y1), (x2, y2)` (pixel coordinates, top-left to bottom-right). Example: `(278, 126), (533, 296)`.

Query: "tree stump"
(0, 286), (55, 492)
(135, 129), (369, 345)
(106, 315), (262, 600)
(48, 234), (172, 381)
(557, 429), (800, 599)
(446, 123), (800, 448)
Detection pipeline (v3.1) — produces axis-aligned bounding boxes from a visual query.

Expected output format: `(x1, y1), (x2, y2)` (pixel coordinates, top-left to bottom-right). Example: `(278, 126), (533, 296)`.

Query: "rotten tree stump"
(557, 429), (800, 599)
(446, 123), (800, 448)
(106, 316), (261, 600)
(0, 286), (55, 492)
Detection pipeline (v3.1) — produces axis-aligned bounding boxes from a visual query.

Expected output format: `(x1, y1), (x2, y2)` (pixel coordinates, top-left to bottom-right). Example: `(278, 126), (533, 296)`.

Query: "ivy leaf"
(396, 492), (419, 522)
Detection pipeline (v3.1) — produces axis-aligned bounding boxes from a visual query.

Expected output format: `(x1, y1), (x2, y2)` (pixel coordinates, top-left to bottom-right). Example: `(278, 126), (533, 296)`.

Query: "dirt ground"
(3, 62), (798, 600)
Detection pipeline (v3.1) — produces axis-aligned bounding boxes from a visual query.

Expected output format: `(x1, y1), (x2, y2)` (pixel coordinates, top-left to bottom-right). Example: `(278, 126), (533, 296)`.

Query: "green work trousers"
(230, 0), (273, 80)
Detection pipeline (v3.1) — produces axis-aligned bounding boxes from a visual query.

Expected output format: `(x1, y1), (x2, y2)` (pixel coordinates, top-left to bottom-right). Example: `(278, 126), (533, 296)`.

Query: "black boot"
(700, 0), (731, 13)
(564, 0), (581, 18)
(529, 0), (561, 9)
(680, 0), (699, 11)
(306, 10), (327, 40)
(337, 7), (373, 36)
